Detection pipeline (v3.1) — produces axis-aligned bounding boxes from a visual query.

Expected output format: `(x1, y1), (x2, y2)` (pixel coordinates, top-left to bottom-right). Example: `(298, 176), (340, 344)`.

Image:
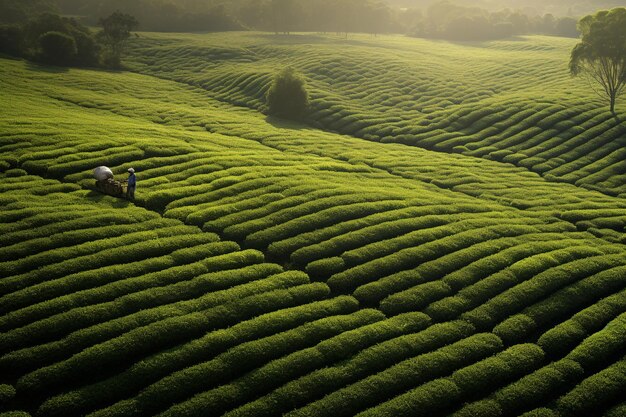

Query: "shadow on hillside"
(85, 190), (134, 208)
(265, 115), (321, 131)
(0, 53), (22, 61)
(24, 60), (132, 74)
(25, 61), (70, 73)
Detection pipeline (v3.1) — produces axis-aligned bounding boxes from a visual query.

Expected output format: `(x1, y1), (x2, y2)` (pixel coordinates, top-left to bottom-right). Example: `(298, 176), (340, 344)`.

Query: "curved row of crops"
(123, 32), (626, 197)
(2, 41), (626, 417)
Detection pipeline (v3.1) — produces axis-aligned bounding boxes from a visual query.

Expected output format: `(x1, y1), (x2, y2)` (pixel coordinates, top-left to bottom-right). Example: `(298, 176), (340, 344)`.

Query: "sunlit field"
(1, 32), (626, 417)
(123, 32), (626, 196)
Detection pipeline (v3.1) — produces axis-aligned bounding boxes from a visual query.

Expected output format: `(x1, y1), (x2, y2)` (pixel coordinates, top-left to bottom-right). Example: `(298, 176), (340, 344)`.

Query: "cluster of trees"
(0, 0), (57, 25)
(55, 0), (243, 32)
(0, 0), (138, 68)
(0, 13), (99, 66)
(409, 1), (579, 41)
(0, 0), (586, 41)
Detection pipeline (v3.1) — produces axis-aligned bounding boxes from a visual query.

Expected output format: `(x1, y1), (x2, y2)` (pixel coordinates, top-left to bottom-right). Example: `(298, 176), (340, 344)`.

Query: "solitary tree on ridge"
(570, 8), (626, 114)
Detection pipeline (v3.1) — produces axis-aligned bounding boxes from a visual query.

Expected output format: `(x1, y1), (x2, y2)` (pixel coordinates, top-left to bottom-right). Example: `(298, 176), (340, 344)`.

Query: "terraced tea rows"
(124, 32), (626, 197)
(2, 31), (626, 417)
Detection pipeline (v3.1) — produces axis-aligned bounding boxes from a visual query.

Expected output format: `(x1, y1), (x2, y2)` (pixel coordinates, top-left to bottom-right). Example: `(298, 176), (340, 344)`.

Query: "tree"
(23, 13), (99, 66)
(570, 8), (626, 114)
(555, 17), (578, 37)
(97, 11), (138, 67)
(38, 30), (76, 65)
(266, 67), (309, 120)
(0, 24), (23, 56)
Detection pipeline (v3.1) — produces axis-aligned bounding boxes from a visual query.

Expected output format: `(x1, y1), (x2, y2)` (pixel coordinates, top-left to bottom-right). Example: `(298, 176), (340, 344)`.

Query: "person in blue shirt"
(127, 168), (136, 200)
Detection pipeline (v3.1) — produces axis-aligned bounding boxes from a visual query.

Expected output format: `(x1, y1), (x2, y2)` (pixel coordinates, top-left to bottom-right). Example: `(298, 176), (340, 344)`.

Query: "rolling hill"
(1, 32), (626, 417)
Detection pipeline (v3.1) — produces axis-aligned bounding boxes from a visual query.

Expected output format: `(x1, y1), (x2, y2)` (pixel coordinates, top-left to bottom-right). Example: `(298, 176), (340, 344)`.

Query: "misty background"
(2, 0), (626, 40)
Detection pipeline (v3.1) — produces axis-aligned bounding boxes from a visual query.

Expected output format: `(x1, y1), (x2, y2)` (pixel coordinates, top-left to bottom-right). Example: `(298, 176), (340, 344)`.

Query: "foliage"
(266, 67), (309, 120)
(97, 11), (138, 68)
(0, 0), (57, 25)
(3, 13), (99, 66)
(409, 1), (580, 40)
(37, 31), (76, 65)
(0, 384), (16, 404)
(3, 32), (626, 417)
(570, 8), (626, 113)
(0, 25), (23, 56)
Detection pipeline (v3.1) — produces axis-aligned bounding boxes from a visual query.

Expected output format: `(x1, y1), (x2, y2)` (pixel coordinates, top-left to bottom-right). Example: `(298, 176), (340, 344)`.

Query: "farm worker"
(127, 168), (136, 200)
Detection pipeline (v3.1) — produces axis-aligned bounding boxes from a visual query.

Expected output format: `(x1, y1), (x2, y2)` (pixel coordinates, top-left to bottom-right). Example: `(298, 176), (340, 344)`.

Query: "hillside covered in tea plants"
(1, 32), (626, 417)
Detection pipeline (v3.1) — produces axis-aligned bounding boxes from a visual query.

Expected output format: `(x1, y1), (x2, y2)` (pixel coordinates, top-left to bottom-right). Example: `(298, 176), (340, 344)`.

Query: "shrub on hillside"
(266, 67), (309, 120)
(25, 13), (99, 66)
(38, 31), (76, 65)
(0, 384), (16, 404)
(0, 24), (23, 56)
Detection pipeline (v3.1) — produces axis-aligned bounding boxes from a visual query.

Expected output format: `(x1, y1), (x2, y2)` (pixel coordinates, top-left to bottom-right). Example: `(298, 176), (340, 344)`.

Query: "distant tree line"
(0, 5), (137, 68)
(55, 0), (243, 32)
(0, 0), (583, 52)
(408, 1), (580, 41)
(235, 0), (396, 36)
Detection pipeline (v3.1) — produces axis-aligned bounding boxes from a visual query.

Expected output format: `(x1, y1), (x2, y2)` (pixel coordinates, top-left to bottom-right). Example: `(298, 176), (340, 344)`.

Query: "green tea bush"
(0, 211), (159, 249)
(0, 262), (281, 363)
(305, 257), (346, 281)
(451, 343), (544, 394)
(227, 192), (398, 243)
(17, 283), (330, 393)
(359, 344), (543, 417)
(0, 225), (215, 277)
(266, 205), (426, 260)
(0, 384), (16, 404)
(538, 288), (626, 356)
(91, 309), (376, 417)
(152, 310), (385, 417)
(565, 312), (626, 370)
(356, 378), (463, 417)
(519, 408), (559, 417)
(39, 296), (359, 417)
(605, 402), (626, 417)
(491, 359), (583, 414)
(289, 213), (451, 266)
(288, 333), (501, 417)
(450, 400), (502, 417)
(227, 319), (472, 417)
(329, 221), (543, 294)
(356, 233), (538, 307)
(494, 264), (626, 344)
(0, 232), (218, 310)
(556, 357), (626, 417)
(377, 281), (451, 315)
(0, 217), (171, 263)
(4, 169), (27, 177)
(461, 249), (619, 329)
(245, 200), (408, 250)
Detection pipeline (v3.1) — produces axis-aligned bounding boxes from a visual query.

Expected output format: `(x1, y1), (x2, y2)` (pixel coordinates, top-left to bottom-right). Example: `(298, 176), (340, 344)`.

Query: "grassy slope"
(124, 32), (626, 196)
(1, 32), (626, 417)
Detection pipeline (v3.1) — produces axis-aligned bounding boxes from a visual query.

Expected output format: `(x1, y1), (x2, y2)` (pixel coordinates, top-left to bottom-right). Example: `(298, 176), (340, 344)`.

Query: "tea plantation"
(1, 32), (626, 417)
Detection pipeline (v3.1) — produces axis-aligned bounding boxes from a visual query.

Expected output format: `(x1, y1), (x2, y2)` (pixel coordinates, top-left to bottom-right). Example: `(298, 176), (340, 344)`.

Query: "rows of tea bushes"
(0, 175), (357, 416)
(4, 44), (626, 416)
(122, 33), (626, 197)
